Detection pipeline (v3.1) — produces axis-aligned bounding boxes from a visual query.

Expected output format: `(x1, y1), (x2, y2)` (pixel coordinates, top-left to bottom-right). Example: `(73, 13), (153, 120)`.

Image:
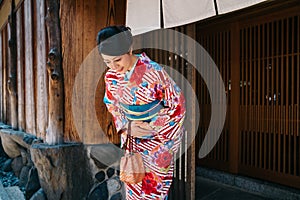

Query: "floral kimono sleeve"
(103, 74), (128, 134)
(150, 69), (186, 141)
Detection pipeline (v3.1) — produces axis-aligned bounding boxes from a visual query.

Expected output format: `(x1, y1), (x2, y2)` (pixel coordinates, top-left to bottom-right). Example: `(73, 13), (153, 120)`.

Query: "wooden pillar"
(8, 0), (18, 129)
(186, 23), (196, 200)
(229, 22), (240, 173)
(45, 0), (64, 145)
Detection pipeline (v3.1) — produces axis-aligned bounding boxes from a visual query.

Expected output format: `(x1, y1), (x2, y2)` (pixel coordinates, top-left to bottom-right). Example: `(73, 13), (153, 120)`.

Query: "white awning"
(126, 0), (267, 35)
(162, 0), (216, 28)
(217, 0), (267, 14)
(125, 0), (161, 36)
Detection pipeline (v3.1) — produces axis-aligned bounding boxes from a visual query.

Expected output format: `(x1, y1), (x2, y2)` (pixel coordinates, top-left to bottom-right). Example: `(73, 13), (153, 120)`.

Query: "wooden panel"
(16, 4), (25, 130)
(35, 0), (47, 138)
(61, 0), (126, 142)
(24, 0), (36, 135)
(238, 12), (300, 188)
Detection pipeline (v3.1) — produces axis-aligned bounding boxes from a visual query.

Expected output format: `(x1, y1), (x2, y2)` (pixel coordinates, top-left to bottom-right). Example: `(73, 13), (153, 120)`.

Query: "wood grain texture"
(0, 32), (3, 122)
(24, 0), (36, 135)
(16, 5), (25, 131)
(35, 0), (48, 139)
(8, 0), (18, 129)
(45, 0), (64, 144)
(61, 0), (125, 143)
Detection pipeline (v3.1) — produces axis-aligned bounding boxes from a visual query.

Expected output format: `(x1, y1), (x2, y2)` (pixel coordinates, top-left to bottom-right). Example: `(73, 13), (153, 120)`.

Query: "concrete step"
(0, 182), (10, 200)
(5, 186), (25, 200)
(0, 182), (25, 200)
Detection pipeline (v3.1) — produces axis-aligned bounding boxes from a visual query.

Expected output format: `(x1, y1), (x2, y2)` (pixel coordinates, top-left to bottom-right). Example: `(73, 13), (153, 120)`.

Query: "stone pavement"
(196, 167), (300, 200)
(196, 176), (271, 200)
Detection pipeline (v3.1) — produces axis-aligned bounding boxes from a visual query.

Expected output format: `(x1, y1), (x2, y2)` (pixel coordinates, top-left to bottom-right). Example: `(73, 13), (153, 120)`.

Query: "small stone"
(19, 166), (31, 187)
(11, 156), (23, 177)
(29, 188), (47, 200)
(110, 192), (122, 200)
(95, 171), (106, 182)
(25, 167), (41, 199)
(1, 158), (12, 172)
(107, 178), (122, 194)
(107, 168), (115, 178)
(88, 182), (108, 200)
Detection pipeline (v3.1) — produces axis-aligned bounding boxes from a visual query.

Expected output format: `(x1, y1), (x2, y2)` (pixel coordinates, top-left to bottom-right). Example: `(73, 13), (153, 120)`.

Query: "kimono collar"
(124, 56), (139, 81)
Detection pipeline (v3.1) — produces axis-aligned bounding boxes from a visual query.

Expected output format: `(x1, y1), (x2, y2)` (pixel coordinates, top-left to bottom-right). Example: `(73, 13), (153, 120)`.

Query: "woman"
(97, 25), (186, 200)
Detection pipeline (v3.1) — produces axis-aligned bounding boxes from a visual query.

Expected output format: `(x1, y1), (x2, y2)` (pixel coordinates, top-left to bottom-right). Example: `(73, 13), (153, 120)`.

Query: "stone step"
(0, 182), (25, 200)
(5, 186), (25, 200)
(0, 182), (10, 200)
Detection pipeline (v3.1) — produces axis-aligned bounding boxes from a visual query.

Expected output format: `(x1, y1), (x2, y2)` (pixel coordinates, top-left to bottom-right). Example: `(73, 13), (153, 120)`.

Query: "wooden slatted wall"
(196, 1), (300, 189)
(60, 0), (126, 142)
(239, 13), (300, 189)
(0, 0), (48, 137)
(196, 26), (231, 171)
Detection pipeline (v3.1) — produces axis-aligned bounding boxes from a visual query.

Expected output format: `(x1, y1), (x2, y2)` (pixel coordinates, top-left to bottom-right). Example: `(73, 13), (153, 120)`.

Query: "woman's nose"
(109, 62), (117, 69)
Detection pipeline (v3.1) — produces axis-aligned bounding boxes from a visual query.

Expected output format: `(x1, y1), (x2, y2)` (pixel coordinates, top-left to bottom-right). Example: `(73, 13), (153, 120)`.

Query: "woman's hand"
(129, 121), (155, 137)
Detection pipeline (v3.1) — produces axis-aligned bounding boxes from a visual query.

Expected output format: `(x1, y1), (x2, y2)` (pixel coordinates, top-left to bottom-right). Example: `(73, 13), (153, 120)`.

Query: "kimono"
(104, 53), (186, 200)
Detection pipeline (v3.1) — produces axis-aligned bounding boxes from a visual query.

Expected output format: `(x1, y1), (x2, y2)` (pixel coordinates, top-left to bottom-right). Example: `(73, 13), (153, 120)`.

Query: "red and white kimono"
(104, 53), (186, 199)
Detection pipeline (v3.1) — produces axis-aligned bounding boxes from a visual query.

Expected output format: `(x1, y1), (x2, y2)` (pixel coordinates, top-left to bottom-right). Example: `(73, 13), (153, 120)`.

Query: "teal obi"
(119, 99), (165, 122)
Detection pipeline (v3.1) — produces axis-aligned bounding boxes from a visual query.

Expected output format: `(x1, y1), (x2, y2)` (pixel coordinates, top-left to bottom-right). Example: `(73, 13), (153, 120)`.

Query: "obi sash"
(119, 99), (165, 121)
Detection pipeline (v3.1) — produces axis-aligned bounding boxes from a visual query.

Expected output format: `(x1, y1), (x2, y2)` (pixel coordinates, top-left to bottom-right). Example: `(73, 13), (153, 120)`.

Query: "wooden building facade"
(0, 0), (299, 199)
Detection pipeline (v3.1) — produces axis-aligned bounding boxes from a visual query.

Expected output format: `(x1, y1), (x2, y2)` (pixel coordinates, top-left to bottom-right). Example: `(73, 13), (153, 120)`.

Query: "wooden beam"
(45, 0), (64, 145)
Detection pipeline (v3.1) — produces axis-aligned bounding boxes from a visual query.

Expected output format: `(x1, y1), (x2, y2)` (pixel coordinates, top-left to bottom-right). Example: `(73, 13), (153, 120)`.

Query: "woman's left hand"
(130, 121), (155, 137)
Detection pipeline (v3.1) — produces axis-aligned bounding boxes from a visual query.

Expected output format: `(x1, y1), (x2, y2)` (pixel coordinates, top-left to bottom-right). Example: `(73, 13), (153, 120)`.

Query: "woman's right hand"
(129, 121), (155, 137)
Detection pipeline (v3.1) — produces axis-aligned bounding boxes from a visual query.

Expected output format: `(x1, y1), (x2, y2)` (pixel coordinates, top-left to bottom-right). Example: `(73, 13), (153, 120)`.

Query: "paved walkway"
(195, 176), (271, 200)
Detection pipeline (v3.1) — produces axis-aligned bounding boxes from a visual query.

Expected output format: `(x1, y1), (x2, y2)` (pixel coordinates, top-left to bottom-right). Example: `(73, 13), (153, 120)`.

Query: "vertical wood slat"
(254, 25), (258, 168)
(290, 17), (294, 175)
(186, 23), (196, 200)
(0, 32), (2, 122)
(297, 15), (300, 176)
(267, 22), (271, 170)
(271, 21), (275, 171)
(16, 6), (25, 131)
(257, 24), (262, 169)
(262, 23), (267, 170)
(6, 25), (11, 125)
(276, 20), (280, 172)
(284, 18), (289, 173)
(35, 0), (47, 138)
(24, 0), (36, 135)
(2, 28), (7, 123)
(280, 19), (284, 173)
(229, 22), (240, 173)
(291, 17), (299, 175)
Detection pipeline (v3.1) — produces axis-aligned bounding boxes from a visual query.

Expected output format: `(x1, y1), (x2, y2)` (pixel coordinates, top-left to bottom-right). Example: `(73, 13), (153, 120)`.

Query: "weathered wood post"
(8, 0), (18, 130)
(45, 0), (64, 145)
(31, 1), (93, 199)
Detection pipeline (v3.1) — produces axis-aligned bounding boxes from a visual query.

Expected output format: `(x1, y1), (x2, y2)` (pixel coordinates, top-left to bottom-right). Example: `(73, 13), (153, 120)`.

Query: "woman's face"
(101, 53), (133, 74)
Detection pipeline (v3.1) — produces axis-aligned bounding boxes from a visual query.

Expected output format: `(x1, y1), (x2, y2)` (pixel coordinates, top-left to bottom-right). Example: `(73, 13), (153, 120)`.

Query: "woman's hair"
(97, 25), (133, 56)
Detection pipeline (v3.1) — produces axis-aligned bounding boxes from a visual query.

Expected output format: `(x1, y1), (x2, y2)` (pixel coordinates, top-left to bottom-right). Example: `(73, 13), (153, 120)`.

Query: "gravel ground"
(0, 156), (19, 187)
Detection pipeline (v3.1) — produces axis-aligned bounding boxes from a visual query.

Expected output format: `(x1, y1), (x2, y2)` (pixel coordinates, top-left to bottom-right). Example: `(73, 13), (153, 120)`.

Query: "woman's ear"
(128, 46), (133, 55)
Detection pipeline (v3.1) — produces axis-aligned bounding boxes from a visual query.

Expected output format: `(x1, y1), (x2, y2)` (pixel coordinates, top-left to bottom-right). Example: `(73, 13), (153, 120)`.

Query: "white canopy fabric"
(126, 0), (267, 35)
(162, 0), (216, 28)
(125, 0), (161, 36)
(217, 0), (267, 14)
